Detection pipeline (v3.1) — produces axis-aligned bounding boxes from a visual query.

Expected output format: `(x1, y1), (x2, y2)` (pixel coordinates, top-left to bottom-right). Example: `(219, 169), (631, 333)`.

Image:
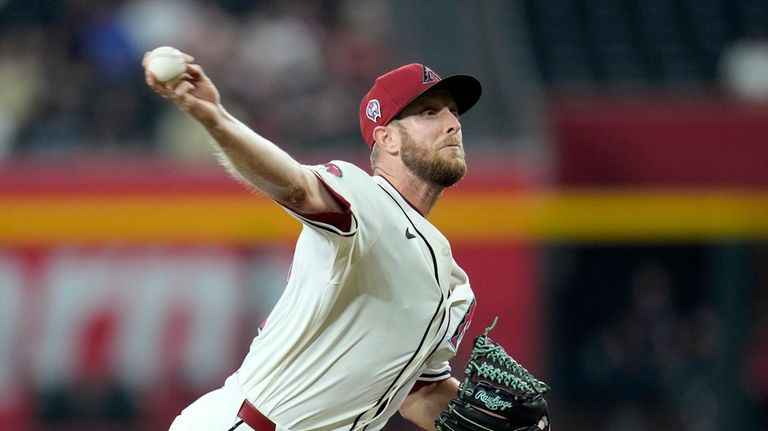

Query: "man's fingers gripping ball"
(143, 46), (204, 110)
(173, 80), (197, 110)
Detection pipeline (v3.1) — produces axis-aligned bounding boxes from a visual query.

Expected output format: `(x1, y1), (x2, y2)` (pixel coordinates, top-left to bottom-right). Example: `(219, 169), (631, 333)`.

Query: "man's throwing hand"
(142, 48), (223, 129)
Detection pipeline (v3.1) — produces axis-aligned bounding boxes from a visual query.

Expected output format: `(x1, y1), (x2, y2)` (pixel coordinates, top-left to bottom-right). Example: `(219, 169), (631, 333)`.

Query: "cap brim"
(429, 74), (483, 115)
(392, 74), (482, 121)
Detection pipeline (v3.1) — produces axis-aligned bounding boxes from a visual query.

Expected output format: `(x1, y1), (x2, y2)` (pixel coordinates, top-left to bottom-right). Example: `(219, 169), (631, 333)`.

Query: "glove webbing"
(466, 318), (550, 398)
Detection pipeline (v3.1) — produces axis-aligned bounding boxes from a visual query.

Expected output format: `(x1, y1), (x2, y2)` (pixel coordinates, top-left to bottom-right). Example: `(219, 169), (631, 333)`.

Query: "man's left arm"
(399, 377), (459, 431)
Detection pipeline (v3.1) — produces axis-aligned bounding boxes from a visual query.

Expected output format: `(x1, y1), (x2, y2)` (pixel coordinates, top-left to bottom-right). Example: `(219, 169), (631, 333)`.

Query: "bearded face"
(398, 123), (467, 188)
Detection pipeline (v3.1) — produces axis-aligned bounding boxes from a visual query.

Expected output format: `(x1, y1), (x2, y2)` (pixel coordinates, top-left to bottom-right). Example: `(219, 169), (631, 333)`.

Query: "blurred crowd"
(549, 244), (768, 431)
(0, 0), (396, 160)
(577, 262), (722, 430)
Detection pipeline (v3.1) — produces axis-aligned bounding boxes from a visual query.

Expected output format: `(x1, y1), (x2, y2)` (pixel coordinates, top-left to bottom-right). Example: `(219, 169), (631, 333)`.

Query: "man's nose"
(443, 108), (461, 135)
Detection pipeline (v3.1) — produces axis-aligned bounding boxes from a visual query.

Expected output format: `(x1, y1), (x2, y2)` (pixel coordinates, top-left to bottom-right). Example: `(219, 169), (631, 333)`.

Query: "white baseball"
(146, 46), (187, 83)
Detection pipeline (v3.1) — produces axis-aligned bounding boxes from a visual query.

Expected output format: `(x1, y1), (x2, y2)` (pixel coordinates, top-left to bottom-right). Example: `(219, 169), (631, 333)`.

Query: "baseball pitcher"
(144, 51), (549, 431)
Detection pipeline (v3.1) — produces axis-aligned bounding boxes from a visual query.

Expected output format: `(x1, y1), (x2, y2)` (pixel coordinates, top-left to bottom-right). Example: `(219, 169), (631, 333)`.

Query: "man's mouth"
(441, 139), (462, 149)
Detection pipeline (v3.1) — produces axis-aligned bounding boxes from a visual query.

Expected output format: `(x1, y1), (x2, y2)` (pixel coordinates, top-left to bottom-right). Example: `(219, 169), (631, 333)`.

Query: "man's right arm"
(143, 53), (344, 215)
(206, 106), (344, 214)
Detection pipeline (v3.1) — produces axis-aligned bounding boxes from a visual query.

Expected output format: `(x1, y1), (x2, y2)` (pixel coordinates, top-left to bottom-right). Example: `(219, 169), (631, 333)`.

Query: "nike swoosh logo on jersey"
(405, 227), (417, 239)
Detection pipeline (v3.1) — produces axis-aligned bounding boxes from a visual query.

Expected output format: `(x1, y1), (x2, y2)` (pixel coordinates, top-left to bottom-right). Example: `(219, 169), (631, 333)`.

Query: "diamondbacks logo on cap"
(366, 99), (381, 123)
(422, 66), (440, 84)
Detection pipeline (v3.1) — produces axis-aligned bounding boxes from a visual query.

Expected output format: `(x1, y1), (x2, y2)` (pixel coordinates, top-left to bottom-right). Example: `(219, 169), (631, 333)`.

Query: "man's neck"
(374, 167), (443, 216)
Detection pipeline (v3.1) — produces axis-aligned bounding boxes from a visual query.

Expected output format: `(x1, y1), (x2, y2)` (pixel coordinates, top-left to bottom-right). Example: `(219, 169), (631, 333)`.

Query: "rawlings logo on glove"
(474, 390), (514, 411)
(435, 317), (551, 431)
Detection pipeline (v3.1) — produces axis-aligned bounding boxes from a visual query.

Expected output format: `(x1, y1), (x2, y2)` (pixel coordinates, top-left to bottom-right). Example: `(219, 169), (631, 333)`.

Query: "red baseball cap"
(359, 63), (482, 148)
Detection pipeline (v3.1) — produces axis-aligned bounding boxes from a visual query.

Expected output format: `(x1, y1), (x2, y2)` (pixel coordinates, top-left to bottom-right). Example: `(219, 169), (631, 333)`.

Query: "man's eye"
(423, 109), (437, 116)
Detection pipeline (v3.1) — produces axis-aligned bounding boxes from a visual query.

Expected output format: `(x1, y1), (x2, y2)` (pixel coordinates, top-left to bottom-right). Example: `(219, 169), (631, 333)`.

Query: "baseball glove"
(435, 318), (550, 431)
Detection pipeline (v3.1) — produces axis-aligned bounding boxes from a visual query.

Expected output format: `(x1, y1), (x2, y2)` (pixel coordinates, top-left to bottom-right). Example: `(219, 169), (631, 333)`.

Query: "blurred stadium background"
(1, 0), (767, 430)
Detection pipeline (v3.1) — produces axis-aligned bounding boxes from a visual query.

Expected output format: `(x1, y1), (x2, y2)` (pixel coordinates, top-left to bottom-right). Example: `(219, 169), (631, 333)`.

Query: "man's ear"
(373, 124), (399, 155)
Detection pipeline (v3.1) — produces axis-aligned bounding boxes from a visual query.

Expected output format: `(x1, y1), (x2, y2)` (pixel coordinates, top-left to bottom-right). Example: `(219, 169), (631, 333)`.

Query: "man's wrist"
(204, 104), (232, 138)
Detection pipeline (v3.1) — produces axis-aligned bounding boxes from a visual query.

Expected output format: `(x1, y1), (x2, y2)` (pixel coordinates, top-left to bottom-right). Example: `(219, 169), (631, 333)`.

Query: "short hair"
(369, 142), (380, 169)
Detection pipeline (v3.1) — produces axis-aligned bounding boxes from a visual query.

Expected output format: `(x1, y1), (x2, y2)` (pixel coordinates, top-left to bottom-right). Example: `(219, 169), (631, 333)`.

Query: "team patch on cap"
(365, 99), (381, 123)
(422, 66), (440, 84)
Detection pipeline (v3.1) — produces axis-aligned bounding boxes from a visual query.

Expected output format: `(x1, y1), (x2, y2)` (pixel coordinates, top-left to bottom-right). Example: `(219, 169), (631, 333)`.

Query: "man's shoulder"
(312, 160), (372, 181)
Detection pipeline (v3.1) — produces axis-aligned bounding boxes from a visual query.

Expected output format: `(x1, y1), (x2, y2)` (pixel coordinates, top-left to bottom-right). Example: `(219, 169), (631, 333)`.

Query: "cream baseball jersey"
(233, 160), (476, 431)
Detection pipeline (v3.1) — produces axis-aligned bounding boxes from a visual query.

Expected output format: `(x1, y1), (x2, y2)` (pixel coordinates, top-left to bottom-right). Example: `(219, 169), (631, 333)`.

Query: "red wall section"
(553, 93), (768, 187)
(451, 243), (543, 375)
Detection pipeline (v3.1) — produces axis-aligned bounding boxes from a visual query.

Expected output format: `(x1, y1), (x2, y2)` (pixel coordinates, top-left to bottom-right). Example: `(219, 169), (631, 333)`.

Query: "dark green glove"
(435, 318), (550, 431)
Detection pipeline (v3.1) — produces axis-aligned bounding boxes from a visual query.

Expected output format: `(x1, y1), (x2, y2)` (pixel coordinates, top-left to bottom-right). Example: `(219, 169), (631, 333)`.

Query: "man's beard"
(399, 129), (467, 188)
